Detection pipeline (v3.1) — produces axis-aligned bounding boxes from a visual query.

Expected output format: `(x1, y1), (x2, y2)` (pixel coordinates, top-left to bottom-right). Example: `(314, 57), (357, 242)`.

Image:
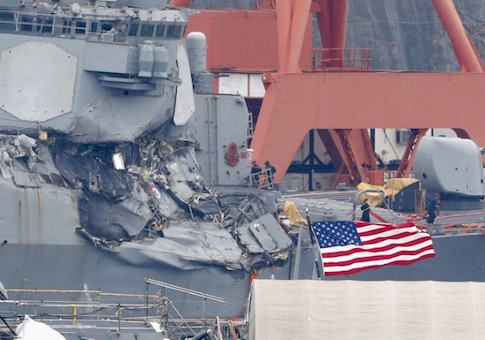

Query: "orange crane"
(172, 0), (485, 187)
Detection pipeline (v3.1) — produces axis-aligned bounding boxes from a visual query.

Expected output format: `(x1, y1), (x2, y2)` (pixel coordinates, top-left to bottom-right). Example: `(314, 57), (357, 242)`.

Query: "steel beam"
(251, 72), (485, 183)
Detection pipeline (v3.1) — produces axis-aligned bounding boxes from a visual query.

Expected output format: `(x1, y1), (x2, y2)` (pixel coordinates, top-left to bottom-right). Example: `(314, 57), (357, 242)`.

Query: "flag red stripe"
(323, 253), (437, 276)
(355, 221), (416, 229)
(323, 237), (432, 258)
(322, 244), (436, 267)
(360, 232), (428, 245)
(357, 227), (410, 238)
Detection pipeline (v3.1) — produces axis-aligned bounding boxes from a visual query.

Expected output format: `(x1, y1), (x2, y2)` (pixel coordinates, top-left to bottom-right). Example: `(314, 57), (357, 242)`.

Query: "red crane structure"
(172, 0), (485, 187)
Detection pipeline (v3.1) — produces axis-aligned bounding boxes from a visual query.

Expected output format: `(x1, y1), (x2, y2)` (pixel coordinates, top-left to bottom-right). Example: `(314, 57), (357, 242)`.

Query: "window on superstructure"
(19, 15), (34, 32)
(32, 17), (42, 33)
(62, 19), (71, 34)
(140, 24), (154, 37)
(101, 22), (114, 32)
(40, 17), (54, 34)
(155, 24), (165, 37)
(166, 25), (181, 38)
(75, 21), (86, 35)
(91, 22), (99, 33)
(0, 11), (16, 32)
(128, 23), (138, 36)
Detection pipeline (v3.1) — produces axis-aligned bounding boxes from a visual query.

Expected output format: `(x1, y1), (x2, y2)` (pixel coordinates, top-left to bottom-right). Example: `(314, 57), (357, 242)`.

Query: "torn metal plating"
(0, 131), (292, 271)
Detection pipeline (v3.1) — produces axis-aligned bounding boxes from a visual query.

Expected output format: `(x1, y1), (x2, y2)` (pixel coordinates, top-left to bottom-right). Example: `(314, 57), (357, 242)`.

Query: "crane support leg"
(431, 0), (484, 72)
(396, 129), (427, 178)
(251, 72), (485, 184)
(324, 129), (378, 187)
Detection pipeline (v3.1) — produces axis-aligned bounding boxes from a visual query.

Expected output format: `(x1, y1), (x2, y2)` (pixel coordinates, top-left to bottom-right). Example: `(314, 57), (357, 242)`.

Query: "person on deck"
(426, 193), (440, 224)
(250, 161), (262, 187)
(361, 198), (371, 222)
(265, 160), (276, 190)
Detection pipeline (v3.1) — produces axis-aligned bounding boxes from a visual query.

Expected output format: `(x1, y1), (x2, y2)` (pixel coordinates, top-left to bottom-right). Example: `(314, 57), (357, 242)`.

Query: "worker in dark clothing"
(250, 161), (262, 187)
(426, 193), (440, 224)
(264, 160), (276, 189)
(361, 198), (371, 222)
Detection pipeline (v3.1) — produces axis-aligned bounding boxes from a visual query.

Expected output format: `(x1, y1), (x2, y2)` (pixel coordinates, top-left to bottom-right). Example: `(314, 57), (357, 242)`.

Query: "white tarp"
(249, 280), (485, 339)
(15, 315), (66, 340)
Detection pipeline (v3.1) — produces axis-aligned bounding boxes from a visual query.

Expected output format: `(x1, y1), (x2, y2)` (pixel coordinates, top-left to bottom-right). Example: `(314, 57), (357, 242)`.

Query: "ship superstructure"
(0, 0), (190, 141)
(0, 1), (293, 330)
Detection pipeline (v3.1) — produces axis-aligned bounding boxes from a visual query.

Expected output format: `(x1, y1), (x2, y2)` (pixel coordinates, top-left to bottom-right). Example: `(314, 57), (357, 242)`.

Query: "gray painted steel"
(415, 137), (485, 198)
(1, 1), (485, 338)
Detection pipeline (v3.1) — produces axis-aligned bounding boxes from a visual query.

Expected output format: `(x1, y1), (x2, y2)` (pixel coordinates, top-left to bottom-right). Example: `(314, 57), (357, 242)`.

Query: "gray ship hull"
(3, 231), (485, 320)
(1, 243), (252, 318)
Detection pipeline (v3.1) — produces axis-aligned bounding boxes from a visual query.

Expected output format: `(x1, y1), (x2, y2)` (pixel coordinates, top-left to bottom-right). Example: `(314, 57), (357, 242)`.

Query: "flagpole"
(306, 209), (324, 279)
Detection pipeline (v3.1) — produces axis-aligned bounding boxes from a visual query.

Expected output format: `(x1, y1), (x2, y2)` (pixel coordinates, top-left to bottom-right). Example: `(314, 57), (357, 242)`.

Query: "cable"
(0, 315), (16, 337)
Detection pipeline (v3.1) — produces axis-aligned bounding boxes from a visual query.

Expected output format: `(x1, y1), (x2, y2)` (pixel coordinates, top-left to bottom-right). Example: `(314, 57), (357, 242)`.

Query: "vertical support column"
(329, 0), (348, 65)
(287, 0), (313, 72)
(253, 1), (314, 183)
(315, 0), (348, 65)
(315, 0), (331, 47)
(275, 0), (291, 72)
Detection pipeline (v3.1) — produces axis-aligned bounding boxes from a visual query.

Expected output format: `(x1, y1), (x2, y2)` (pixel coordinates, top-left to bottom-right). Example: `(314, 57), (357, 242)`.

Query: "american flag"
(312, 220), (436, 276)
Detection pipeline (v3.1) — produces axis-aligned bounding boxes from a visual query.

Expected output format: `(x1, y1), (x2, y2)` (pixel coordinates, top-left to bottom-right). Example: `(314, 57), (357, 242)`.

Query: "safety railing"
(0, 288), (159, 334)
(0, 281), (241, 339)
(312, 47), (371, 71)
(250, 167), (275, 190)
(0, 8), (185, 42)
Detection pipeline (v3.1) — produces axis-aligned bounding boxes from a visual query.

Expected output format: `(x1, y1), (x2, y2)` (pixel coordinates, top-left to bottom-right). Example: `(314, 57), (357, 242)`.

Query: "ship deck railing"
(0, 285), (242, 339)
(250, 167), (276, 191)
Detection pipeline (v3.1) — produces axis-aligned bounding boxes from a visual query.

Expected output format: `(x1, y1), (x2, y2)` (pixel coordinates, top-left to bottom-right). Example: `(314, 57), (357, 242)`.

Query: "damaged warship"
(0, 0), (293, 324)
